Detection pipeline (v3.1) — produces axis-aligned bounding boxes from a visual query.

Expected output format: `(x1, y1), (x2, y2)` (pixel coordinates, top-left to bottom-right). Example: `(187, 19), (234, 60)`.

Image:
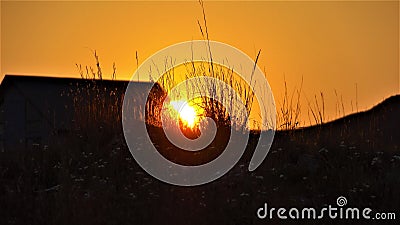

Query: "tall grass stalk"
(277, 75), (302, 130)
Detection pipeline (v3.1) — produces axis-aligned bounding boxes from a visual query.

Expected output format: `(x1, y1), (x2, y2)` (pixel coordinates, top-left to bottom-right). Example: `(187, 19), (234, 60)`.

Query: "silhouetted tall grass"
(72, 54), (124, 139)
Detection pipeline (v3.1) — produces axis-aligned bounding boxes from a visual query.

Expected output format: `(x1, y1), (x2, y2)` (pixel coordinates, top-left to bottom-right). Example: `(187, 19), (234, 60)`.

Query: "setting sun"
(170, 100), (198, 128)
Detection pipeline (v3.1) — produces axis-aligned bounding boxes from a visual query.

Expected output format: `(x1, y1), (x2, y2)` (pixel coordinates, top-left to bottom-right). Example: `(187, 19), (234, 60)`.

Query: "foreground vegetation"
(1, 94), (399, 225)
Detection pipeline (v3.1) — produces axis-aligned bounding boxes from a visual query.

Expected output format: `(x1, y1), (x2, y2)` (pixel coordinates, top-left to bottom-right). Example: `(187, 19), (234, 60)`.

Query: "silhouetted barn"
(0, 75), (165, 151)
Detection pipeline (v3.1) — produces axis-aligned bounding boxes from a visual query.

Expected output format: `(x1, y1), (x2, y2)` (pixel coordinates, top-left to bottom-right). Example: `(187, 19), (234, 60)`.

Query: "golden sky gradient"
(1, 1), (399, 126)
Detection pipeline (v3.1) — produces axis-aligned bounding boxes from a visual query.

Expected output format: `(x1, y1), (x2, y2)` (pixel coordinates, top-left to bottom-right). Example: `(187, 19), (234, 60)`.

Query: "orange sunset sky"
(1, 0), (399, 126)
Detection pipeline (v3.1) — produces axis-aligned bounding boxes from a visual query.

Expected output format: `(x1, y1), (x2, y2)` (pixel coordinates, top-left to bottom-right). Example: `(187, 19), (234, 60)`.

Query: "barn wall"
(0, 75), (165, 151)
(1, 77), (73, 150)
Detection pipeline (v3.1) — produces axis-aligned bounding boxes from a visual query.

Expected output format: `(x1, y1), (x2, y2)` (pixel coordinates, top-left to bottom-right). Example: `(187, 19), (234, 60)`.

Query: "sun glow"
(170, 100), (198, 128)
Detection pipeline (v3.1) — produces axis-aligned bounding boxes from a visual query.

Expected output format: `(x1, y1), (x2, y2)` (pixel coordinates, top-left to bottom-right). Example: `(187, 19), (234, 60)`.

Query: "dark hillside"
(292, 94), (400, 151)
